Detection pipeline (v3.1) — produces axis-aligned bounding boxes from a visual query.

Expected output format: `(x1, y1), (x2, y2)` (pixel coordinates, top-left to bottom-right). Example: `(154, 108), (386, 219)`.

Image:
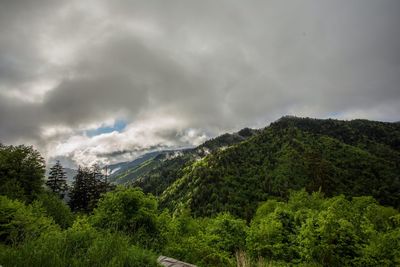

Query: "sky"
(0, 0), (399, 167)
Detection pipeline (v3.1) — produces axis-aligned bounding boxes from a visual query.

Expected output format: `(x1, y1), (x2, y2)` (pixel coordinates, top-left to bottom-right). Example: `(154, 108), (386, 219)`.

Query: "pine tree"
(46, 160), (68, 198)
(90, 164), (112, 210)
(69, 164), (112, 212)
(88, 164), (102, 210)
(69, 166), (90, 212)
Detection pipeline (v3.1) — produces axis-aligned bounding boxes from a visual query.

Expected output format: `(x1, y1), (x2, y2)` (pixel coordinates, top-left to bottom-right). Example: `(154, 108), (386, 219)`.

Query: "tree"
(91, 186), (160, 248)
(68, 165), (111, 212)
(91, 186), (158, 235)
(206, 213), (247, 254)
(87, 164), (110, 210)
(46, 161), (68, 198)
(69, 166), (90, 212)
(297, 196), (360, 266)
(0, 144), (45, 202)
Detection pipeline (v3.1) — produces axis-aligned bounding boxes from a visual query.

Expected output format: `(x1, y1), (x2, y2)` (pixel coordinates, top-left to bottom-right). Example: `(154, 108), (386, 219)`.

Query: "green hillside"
(133, 128), (259, 195)
(145, 117), (400, 220)
(1, 117), (399, 266)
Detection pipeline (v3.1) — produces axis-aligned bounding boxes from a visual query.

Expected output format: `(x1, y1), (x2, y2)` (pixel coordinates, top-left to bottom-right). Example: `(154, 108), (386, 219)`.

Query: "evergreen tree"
(46, 161), (68, 198)
(69, 166), (90, 212)
(69, 164), (112, 212)
(88, 164), (109, 211)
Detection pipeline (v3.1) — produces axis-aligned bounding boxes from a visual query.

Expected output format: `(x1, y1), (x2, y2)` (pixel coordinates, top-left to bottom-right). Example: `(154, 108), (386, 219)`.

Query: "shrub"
(0, 216), (160, 267)
(90, 186), (160, 248)
(205, 213), (247, 254)
(0, 195), (57, 245)
(34, 192), (74, 229)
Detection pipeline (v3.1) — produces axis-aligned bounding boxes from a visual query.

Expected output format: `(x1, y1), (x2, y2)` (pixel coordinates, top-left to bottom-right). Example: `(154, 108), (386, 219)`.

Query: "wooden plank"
(157, 256), (197, 267)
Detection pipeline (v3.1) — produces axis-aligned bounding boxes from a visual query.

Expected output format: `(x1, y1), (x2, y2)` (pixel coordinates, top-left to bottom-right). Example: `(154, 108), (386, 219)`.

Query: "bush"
(246, 191), (400, 266)
(34, 192), (74, 229)
(357, 228), (400, 266)
(90, 186), (160, 248)
(163, 234), (234, 267)
(0, 195), (57, 245)
(161, 212), (236, 267)
(205, 213), (247, 254)
(0, 217), (160, 267)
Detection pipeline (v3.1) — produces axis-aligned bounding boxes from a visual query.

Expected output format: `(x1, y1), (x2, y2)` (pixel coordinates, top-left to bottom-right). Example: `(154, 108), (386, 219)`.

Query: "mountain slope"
(154, 117), (400, 220)
(108, 151), (170, 184)
(133, 128), (260, 195)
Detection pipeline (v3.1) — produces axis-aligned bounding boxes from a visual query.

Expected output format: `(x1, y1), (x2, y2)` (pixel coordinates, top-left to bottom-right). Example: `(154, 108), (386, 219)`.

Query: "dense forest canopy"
(133, 117), (400, 219)
(0, 117), (399, 266)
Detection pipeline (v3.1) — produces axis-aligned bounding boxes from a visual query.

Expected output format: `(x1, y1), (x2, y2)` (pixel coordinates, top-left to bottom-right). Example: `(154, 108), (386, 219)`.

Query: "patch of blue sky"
(86, 119), (127, 137)
(326, 111), (342, 118)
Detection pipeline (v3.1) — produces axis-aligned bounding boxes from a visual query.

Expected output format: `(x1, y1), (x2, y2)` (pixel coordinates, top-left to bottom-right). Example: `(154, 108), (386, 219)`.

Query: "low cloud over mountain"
(1, 0), (399, 166)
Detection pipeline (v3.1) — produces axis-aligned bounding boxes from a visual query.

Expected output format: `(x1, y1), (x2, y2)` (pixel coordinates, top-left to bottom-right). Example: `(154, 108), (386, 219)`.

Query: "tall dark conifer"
(69, 166), (90, 212)
(88, 164), (103, 210)
(69, 164), (112, 212)
(46, 160), (68, 198)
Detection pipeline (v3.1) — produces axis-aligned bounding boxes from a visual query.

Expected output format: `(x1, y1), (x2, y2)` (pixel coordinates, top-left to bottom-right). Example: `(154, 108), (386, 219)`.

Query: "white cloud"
(48, 113), (207, 166)
(0, 0), (399, 166)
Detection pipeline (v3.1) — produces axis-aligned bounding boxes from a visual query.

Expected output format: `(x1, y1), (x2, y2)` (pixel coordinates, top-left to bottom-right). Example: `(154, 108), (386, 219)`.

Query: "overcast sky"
(0, 0), (399, 167)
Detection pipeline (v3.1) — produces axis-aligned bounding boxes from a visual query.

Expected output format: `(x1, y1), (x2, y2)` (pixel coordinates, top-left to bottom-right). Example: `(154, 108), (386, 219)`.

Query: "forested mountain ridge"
(132, 128), (259, 195)
(91, 128), (260, 188)
(273, 116), (400, 149)
(147, 117), (400, 220)
(1, 117), (400, 266)
(107, 150), (187, 184)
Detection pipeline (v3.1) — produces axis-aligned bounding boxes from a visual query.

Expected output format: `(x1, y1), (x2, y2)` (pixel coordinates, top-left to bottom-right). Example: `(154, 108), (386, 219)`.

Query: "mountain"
(135, 116), (399, 220)
(107, 150), (190, 184)
(133, 128), (260, 195)
(53, 150), (187, 185)
(51, 127), (259, 188)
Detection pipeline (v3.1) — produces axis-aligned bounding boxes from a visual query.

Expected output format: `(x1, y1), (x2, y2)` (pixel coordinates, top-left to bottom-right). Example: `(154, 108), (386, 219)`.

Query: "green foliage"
(134, 154), (193, 196)
(297, 197), (360, 266)
(206, 213), (247, 254)
(1, 117), (400, 266)
(0, 144), (45, 202)
(0, 195), (57, 245)
(160, 212), (236, 267)
(273, 116), (400, 151)
(46, 160), (68, 198)
(69, 165), (111, 213)
(91, 186), (160, 248)
(159, 117), (400, 219)
(1, 186), (399, 266)
(34, 192), (74, 229)
(358, 228), (400, 266)
(246, 191), (400, 266)
(134, 128), (259, 196)
(0, 217), (160, 267)
(111, 156), (163, 185)
(247, 206), (297, 261)
(91, 186), (158, 233)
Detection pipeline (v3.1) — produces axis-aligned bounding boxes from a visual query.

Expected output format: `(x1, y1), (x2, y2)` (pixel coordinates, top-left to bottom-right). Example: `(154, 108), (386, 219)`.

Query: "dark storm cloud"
(0, 0), (399, 164)
(0, 0), (62, 85)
